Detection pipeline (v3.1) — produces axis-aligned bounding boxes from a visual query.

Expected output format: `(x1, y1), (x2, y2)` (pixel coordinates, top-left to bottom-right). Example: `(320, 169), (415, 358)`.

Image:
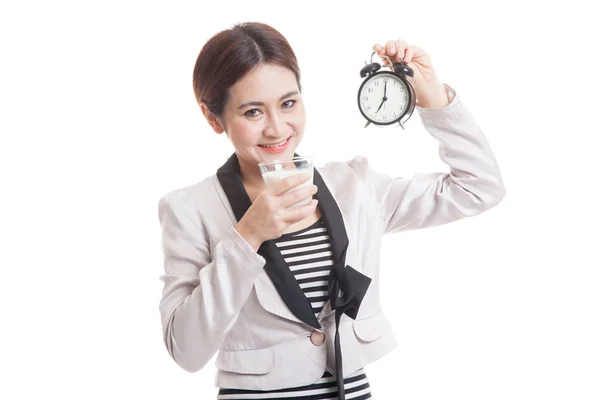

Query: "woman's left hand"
(373, 40), (449, 108)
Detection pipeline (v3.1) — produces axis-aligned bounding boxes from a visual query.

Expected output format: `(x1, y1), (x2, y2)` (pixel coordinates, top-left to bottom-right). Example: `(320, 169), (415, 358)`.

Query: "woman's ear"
(199, 102), (225, 134)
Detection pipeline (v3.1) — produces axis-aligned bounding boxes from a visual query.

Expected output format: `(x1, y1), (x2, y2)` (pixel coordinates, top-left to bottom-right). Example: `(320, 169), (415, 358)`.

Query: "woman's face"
(217, 63), (306, 173)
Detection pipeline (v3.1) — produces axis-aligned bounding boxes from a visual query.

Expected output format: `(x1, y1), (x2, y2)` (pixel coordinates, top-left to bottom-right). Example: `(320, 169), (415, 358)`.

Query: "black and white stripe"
(275, 218), (333, 317)
(217, 218), (373, 399)
(217, 368), (372, 399)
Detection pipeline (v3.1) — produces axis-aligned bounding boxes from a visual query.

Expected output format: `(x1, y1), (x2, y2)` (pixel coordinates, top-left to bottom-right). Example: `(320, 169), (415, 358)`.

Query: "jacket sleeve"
(158, 189), (266, 372)
(349, 83), (506, 234)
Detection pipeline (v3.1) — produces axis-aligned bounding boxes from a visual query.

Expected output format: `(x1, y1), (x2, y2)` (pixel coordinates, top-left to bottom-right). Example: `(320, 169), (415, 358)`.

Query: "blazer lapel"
(215, 152), (370, 333)
(216, 152), (319, 329)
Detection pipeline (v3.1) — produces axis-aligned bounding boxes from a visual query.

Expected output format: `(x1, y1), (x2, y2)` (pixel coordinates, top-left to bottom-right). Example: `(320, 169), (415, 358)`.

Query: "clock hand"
(375, 98), (385, 113)
(375, 80), (388, 114)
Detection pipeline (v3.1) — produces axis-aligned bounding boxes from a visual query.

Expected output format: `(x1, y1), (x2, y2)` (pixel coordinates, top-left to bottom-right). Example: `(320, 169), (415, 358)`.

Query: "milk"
(261, 168), (314, 207)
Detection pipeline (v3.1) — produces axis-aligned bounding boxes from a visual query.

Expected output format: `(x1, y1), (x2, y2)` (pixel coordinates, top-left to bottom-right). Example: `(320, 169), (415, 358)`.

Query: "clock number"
(362, 96), (368, 101)
(374, 81), (380, 87)
(368, 88), (373, 93)
(382, 115), (387, 121)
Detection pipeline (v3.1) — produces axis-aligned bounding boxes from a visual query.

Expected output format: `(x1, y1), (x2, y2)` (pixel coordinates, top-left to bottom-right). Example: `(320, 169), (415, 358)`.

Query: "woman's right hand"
(235, 173), (318, 251)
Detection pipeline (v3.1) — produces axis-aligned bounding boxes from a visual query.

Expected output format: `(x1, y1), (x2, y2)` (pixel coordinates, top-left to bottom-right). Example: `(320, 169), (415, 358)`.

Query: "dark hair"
(192, 22), (302, 119)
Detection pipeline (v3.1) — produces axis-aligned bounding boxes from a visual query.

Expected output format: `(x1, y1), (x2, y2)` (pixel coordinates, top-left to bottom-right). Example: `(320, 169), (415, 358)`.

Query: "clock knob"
(360, 62), (381, 78)
(392, 62), (414, 78)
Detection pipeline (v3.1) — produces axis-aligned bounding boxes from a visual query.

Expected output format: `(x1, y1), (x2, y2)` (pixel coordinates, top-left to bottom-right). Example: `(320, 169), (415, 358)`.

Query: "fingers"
(281, 184), (318, 208)
(384, 40), (395, 56)
(403, 46), (415, 64)
(373, 40), (414, 64)
(284, 199), (319, 223)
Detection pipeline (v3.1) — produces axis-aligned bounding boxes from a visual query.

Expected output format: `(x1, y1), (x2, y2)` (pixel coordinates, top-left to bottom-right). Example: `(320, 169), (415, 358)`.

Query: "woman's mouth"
(257, 137), (291, 154)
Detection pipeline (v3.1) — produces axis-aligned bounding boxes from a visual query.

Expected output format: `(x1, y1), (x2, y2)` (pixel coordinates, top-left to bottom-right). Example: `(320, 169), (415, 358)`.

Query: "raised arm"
(350, 83), (505, 234)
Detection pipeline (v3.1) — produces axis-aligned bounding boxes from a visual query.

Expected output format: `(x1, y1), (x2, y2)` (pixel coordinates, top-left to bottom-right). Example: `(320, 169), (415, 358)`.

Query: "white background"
(1, 0), (599, 399)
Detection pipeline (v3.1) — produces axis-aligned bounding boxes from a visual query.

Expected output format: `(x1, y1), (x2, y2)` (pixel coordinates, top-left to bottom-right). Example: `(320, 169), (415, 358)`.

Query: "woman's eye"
(245, 109), (261, 118)
(282, 100), (296, 108)
(244, 100), (296, 118)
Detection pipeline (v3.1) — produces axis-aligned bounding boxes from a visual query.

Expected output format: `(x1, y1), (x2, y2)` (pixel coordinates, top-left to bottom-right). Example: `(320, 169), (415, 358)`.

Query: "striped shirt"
(217, 218), (373, 399)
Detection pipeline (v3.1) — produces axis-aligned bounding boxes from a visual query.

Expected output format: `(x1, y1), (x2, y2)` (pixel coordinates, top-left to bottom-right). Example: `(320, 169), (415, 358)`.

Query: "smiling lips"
(258, 137), (291, 153)
(259, 137), (290, 148)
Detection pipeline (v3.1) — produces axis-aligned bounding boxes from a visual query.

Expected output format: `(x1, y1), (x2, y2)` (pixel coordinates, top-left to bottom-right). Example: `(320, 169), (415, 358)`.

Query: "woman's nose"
(264, 113), (286, 137)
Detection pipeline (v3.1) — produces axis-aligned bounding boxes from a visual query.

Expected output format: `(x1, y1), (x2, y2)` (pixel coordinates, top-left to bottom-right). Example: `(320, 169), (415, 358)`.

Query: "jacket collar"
(216, 152), (353, 328)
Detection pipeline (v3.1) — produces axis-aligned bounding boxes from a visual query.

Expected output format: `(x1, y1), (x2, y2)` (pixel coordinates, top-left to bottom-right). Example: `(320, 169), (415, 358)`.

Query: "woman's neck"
(239, 158), (266, 193)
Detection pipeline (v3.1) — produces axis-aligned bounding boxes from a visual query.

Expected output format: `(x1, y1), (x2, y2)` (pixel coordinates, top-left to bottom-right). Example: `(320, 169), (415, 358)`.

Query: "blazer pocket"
(215, 347), (275, 375)
(353, 311), (392, 342)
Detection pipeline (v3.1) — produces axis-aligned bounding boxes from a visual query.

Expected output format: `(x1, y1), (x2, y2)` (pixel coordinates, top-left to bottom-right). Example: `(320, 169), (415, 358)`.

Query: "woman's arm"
(158, 189), (266, 372)
(351, 83), (505, 234)
(357, 40), (505, 234)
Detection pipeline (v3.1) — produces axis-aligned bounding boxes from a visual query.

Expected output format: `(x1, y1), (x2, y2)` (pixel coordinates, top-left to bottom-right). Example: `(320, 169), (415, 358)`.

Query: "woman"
(158, 22), (505, 399)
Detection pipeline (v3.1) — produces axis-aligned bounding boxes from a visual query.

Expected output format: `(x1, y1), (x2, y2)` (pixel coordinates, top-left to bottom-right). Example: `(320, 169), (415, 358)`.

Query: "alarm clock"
(357, 52), (416, 129)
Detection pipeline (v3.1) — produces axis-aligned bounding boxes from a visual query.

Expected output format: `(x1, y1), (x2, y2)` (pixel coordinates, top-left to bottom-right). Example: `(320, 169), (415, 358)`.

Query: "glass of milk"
(258, 156), (314, 208)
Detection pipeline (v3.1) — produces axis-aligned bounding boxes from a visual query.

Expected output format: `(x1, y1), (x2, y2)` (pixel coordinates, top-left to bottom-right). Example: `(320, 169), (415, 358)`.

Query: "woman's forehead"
(229, 64), (299, 104)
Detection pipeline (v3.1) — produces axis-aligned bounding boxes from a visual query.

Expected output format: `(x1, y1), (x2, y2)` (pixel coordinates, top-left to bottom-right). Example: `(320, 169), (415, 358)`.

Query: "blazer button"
(310, 330), (326, 346)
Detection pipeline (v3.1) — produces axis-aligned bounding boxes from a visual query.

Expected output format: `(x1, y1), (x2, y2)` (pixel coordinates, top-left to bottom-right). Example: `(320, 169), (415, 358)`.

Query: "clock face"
(358, 72), (410, 125)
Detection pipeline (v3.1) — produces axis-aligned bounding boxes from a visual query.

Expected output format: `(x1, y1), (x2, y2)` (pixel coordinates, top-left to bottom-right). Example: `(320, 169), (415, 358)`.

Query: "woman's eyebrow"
(238, 91), (299, 110)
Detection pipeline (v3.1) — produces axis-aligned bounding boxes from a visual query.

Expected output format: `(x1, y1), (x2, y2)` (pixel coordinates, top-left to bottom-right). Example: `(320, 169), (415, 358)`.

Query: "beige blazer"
(157, 83), (505, 391)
